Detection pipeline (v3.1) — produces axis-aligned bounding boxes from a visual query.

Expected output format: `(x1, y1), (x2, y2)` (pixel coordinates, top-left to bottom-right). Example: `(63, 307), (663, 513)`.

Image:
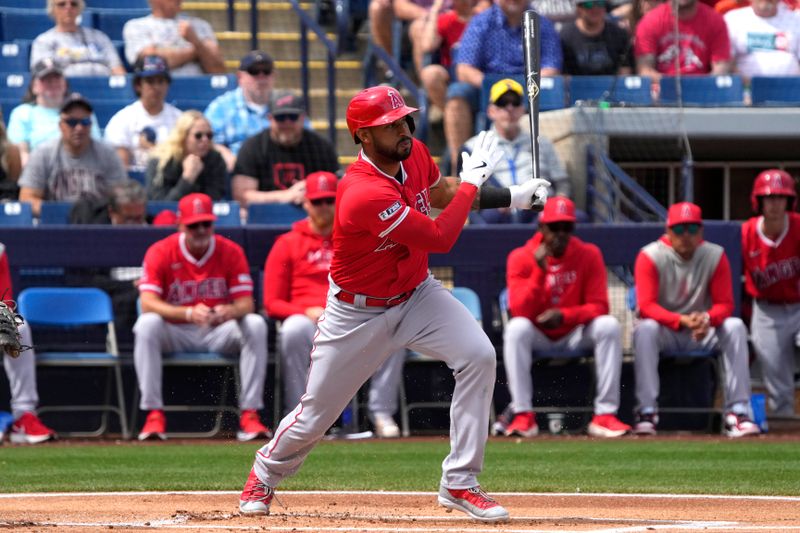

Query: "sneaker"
(633, 411), (658, 436)
(438, 485), (509, 522)
(504, 411), (538, 437)
(239, 468), (274, 515)
(237, 410), (272, 442)
(9, 412), (55, 444)
(587, 414), (631, 438)
(138, 409), (167, 441)
(372, 412), (400, 438)
(724, 412), (761, 438)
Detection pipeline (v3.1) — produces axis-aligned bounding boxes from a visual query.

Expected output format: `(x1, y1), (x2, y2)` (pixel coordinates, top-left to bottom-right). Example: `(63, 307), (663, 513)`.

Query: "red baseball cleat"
(138, 409), (167, 441)
(587, 413), (631, 438)
(504, 411), (538, 437)
(236, 410), (272, 442)
(10, 412), (55, 444)
(438, 486), (509, 522)
(239, 468), (274, 515)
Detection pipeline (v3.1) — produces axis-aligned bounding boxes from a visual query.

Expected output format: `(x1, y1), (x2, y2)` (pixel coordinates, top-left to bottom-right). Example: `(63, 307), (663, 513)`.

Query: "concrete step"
(216, 57), (364, 89)
(216, 31), (342, 62)
(183, 1), (318, 34)
(291, 88), (361, 119)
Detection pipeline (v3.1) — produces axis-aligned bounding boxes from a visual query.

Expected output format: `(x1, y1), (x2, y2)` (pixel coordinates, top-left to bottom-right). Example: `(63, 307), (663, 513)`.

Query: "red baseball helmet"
(750, 169), (797, 213)
(345, 86), (417, 144)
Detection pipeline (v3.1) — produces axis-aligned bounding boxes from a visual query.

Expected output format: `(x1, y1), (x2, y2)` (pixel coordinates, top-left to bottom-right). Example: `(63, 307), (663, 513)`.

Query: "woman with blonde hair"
(145, 110), (227, 201)
(0, 111), (22, 200)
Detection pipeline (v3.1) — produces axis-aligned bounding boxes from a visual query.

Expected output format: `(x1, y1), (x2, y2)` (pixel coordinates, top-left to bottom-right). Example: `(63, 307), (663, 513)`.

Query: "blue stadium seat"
(659, 75), (744, 106)
(0, 0), (46, 7)
(247, 203), (306, 225)
(212, 201), (241, 227)
(167, 74), (237, 110)
(569, 75), (652, 106)
(87, 9), (150, 42)
(87, 0), (149, 8)
(146, 201), (178, 218)
(39, 201), (74, 225)
(91, 100), (126, 129)
(0, 40), (31, 74)
(0, 201), (32, 226)
(1, 11), (55, 42)
(750, 76), (800, 106)
(65, 75), (136, 102)
(0, 72), (29, 102)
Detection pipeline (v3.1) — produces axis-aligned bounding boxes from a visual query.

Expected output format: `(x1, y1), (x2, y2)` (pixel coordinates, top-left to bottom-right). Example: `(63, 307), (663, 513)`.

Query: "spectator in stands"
(145, 110), (227, 201)
(31, 0), (125, 77)
(134, 192), (270, 441)
(632, 202), (760, 438)
(0, 244), (56, 445)
(18, 93), (126, 217)
(612, 0), (664, 35)
(123, 0), (225, 76)
(500, 197), (631, 438)
(0, 112), (21, 201)
(7, 59), (101, 167)
(104, 55), (181, 172)
(444, 0), (562, 172)
(232, 91), (339, 208)
(634, 0), (731, 79)
(368, 0), (396, 58)
(741, 169), (800, 417)
(560, 0), (634, 75)
(263, 171), (405, 438)
(204, 51), (277, 157)
(725, 0), (800, 80)
(461, 79), (570, 224)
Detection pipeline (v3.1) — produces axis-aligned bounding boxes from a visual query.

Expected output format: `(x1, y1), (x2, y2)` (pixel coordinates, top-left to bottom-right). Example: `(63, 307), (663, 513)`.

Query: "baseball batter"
(239, 86), (549, 523)
(742, 169), (800, 416)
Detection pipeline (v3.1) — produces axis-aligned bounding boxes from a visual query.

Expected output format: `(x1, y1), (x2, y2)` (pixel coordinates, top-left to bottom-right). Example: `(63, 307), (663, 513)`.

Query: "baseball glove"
(0, 299), (27, 358)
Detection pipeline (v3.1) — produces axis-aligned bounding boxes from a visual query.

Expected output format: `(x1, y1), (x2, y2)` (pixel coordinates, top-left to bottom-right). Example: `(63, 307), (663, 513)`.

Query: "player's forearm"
(194, 41), (226, 73)
(140, 293), (193, 322)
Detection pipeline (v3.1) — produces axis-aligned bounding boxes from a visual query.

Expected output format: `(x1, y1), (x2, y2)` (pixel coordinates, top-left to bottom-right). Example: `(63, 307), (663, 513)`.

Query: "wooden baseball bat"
(522, 10), (545, 211)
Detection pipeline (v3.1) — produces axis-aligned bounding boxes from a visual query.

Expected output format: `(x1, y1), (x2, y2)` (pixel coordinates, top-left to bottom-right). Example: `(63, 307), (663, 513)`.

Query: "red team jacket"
(0, 244), (12, 300)
(262, 219), (333, 320)
(506, 234), (609, 340)
(741, 212), (800, 304)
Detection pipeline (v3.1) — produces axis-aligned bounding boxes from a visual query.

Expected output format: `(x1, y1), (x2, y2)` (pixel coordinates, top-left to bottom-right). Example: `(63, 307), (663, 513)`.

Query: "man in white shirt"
(104, 55), (181, 171)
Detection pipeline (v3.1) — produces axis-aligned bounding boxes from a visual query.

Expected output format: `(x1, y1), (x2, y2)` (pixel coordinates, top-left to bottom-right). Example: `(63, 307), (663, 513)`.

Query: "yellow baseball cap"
(489, 78), (524, 104)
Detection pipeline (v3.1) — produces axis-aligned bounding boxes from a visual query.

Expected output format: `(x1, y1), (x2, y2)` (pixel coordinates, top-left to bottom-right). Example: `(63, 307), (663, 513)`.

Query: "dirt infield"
(2, 490), (799, 532)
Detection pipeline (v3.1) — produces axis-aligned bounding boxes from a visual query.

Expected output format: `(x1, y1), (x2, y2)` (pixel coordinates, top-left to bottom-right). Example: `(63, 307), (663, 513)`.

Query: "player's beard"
(374, 136), (412, 162)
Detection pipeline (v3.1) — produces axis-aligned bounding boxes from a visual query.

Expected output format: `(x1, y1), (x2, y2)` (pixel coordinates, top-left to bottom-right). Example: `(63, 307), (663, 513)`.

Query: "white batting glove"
(459, 130), (503, 188)
(509, 178), (551, 209)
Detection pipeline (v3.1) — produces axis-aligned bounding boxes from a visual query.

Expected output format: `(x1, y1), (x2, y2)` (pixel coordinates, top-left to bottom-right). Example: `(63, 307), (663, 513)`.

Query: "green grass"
(0, 439), (798, 495)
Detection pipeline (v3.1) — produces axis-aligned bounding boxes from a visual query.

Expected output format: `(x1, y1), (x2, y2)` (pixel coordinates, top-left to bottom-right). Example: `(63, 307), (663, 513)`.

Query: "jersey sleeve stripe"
(229, 285), (253, 294)
(138, 284), (163, 294)
(378, 206), (410, 238)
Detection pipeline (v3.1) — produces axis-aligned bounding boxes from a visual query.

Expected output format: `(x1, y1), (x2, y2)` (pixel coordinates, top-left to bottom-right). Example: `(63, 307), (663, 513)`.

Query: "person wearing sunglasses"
(123, 0), (225, 76)
(134, 192), (269, 442)
(742, 169), (800, 419)
(18, 93), (126, 217)
(233, 91), (339, 208)
(559, 0), (634, 76)
(633, 201), (759, 438)
(261, 171), (407, 439)
(500, 196), (630, 439)
(145, 110), (226, 201)
(30, 0), (125, 77)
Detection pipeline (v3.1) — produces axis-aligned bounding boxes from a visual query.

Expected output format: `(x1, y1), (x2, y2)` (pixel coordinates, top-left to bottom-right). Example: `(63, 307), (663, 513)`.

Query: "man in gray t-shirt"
(19, 94), (127, 217)
(123, 0), (225, 76)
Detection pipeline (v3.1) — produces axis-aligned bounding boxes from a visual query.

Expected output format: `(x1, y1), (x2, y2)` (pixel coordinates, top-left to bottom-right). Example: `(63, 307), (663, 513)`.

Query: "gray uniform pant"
(503, 315), (623, 415)
(633, 317), (752, 412)
(133, 313), (268, 411)
(751, 301), (800, 416)
(253, 275), (496, 490)
(279, 314), (406, 417)
(3, 322), (37, 418)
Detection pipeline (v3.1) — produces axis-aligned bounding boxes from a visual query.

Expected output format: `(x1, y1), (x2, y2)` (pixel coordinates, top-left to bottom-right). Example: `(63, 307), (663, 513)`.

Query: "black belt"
(335, 289), (415, 307)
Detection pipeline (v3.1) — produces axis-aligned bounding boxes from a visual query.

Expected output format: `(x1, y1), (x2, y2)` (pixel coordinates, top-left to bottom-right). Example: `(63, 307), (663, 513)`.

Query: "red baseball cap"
(178, 193), (217, 226)
(666, 202), (702, 227)
(539, 196), (576, 224)
(305, 171), (338, 201)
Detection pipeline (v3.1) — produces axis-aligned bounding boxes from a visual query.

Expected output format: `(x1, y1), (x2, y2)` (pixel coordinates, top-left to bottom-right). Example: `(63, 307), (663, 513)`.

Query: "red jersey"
(634, 2), (731, 75)
(741, 212), (800, 303)
(263, 218), (333, 320)
(506, 234), (609, 339)
(0, 244), (12, 299)
(437, 10), (467, 68)
(330, 139), (474, 297)
(139, 233), (253, 312)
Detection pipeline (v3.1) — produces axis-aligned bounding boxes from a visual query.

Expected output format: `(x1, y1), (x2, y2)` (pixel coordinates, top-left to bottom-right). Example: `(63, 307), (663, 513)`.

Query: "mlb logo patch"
(379, 201), (402, 221)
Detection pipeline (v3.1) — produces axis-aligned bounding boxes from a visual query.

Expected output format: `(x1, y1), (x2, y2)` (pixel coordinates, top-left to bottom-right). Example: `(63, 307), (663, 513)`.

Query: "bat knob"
(531, 185), (548, 212)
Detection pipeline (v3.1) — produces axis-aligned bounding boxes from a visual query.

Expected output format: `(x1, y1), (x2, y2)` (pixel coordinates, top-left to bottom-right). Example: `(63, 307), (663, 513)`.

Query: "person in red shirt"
(502, 197), (631, 438)
(741, 169), (800, 417)
(263, 171), (406, 438)
(134, 192), (269, 442)
(635, 0), (731, 79)
(0, 244), (56, 444)
(633, 202), (759, 437)
(239, 86), (549, 523)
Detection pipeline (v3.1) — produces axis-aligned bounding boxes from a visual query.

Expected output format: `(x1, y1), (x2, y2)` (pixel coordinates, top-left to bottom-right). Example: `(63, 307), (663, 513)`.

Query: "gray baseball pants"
(3, 322), (37, 418)
(133, 313), (268, 411)
(503, 315), (623, 415)
(750, 301), (800, 416)
(253, 275), (496, 490)
(633, 317), (752, 412)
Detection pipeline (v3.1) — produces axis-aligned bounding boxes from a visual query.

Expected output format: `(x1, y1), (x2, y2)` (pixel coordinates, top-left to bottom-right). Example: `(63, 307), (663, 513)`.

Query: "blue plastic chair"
(569, 75), (652, 106)
(91, 100), (126, 129)
(0, 72), (29, 103)
(167, 74), (237, 110)
(212, 200), (241, 227)
(659, 75), (744, 106)
(0, 40), (30, 74)
(87, 8), (150, 42)
(0, 0), (46, 7)
(247, 203), (306, 225)
(750, 76), (800, 106)
(39, 201), (74, 225)
(146, 200), (178, 218)
(86, 0), (149, 8)
(17, 287), (129, 439)
(0, 201), (32, 226)
(1, 11), (56, 41)
(65, 75), (135, 102)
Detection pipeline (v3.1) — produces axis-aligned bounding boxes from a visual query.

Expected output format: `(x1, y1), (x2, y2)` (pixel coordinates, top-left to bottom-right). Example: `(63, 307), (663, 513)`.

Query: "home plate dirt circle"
(2, 491), (799, 532)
